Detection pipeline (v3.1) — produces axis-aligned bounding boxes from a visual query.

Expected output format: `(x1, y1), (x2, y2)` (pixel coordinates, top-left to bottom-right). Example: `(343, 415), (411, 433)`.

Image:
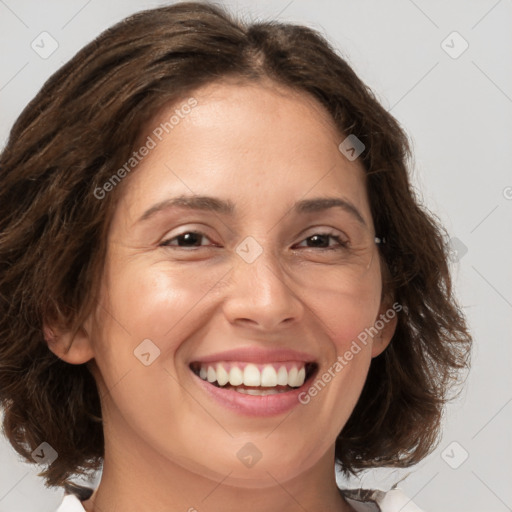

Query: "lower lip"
(191, 370), (314, 417)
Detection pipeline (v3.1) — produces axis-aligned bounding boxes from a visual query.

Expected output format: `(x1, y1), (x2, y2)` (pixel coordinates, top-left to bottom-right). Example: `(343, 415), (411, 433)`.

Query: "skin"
(46, 78), (397, 512)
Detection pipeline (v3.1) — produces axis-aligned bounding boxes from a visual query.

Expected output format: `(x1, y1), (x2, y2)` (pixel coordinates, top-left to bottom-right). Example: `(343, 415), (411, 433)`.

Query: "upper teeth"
(197, 363), (307, 388)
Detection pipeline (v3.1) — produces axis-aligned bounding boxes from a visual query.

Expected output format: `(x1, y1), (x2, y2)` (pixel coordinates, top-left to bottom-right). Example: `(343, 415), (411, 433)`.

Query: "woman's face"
(82, 80), (394, 487)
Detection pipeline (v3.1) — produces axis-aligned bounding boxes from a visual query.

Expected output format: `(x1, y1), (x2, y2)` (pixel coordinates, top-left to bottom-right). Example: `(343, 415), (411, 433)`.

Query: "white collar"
(57, 487), (424, 512)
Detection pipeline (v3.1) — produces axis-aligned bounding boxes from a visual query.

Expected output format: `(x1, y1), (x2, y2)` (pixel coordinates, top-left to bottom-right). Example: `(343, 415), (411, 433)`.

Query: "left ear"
(371, 301), (399, 358)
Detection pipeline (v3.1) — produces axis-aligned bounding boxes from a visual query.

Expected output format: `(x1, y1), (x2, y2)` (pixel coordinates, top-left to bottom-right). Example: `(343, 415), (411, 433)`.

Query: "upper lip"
(190, 347), (317, 365)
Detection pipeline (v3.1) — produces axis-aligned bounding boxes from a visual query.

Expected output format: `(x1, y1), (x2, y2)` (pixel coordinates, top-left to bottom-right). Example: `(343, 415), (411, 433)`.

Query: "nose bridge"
(234, 235), (289, 297)
(224, 235), (302, 328)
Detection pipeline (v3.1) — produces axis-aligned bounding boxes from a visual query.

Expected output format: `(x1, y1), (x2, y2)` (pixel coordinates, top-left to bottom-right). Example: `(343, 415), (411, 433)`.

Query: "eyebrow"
(137, 194), (366, 226)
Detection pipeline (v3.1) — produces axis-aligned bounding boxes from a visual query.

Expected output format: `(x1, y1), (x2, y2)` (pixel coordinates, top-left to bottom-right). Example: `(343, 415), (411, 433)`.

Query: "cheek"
(89, 259), (229, 455)
(308, 264), (382, 349)
(296, 266), (382, 423)
(90, 255), (231, 390)
(100, 255), (227, 340)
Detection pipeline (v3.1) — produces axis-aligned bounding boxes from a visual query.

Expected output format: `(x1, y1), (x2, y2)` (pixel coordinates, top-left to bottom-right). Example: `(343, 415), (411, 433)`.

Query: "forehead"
(183, 78), (343, 151)
(112, 79), (372, 229)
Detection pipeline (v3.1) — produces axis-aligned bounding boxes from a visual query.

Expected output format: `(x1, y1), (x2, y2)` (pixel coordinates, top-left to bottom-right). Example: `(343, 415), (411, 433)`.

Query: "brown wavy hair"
(0, 1), (471, 489)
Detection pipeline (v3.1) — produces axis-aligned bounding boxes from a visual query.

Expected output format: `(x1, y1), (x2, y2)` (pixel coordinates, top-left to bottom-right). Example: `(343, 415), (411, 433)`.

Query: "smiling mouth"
(189, 361), (318, 395)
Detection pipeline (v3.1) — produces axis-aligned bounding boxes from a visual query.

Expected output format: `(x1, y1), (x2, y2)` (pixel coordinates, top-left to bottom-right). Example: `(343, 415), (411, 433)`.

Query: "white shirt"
(56, 487), (424, 511)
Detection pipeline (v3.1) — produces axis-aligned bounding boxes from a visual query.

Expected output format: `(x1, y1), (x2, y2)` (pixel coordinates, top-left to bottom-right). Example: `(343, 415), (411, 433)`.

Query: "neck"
(84, 410), (354, 512)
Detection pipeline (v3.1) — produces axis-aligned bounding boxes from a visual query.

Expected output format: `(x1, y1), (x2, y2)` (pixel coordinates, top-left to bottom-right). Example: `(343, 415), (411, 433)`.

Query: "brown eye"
(161, 231), (214, 248)
(295, 232), (348, 250)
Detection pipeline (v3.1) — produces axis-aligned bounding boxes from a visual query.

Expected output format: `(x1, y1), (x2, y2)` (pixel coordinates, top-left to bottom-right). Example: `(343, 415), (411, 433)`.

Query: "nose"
(222, 245), (304, 331)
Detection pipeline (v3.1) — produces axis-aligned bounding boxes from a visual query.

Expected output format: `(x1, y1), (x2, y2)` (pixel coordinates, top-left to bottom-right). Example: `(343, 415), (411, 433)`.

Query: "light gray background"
(1, 1), (511, 511)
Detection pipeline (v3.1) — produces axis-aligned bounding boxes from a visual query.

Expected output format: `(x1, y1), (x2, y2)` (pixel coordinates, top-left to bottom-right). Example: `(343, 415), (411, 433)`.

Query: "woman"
(0, 3), (471, 511)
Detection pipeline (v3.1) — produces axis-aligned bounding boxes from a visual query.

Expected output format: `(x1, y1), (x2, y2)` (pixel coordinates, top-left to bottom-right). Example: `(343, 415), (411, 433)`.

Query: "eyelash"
(160, 230), (349, 251)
